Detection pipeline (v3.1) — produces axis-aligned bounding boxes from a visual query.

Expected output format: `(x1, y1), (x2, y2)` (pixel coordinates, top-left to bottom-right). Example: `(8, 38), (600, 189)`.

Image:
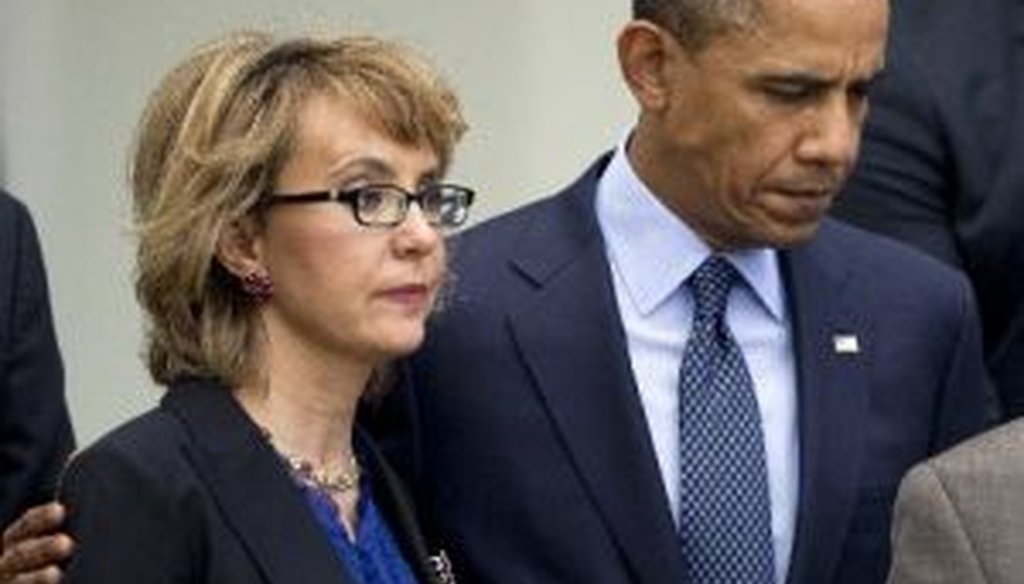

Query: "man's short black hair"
(632, 0), (762, 51)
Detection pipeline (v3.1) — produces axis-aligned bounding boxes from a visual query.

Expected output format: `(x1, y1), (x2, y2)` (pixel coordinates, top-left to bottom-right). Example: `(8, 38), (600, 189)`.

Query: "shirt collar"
(595, 137), (786, 321)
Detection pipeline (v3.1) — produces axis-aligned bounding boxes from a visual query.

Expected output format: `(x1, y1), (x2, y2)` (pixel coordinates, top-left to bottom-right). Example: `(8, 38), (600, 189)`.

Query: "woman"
(57, 31), (471, 584)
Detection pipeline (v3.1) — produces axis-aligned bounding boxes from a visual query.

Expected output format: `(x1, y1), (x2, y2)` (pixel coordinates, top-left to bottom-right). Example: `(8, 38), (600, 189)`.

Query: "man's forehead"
(696, 0), (886, 73)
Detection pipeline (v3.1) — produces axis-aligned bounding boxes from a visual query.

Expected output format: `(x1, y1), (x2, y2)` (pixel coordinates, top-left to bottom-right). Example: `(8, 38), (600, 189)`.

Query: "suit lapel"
(162, 381), (354, 584)
(505, 156), (688, 584)
(782, 222), (872, 584)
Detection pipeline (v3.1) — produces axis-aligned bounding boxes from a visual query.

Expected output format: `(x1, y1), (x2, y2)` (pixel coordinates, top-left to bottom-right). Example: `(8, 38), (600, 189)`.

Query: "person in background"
(8, 30), (472, 584)
(887, 417), (1024, 584)
(834, 2), (1024, 575)
(833, 0), (1024, 417)
(0, 190), (73, 530)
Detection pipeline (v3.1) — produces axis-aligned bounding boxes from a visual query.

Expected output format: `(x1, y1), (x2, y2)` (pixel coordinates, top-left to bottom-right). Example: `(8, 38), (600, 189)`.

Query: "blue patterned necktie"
(677, 256), (775, 584)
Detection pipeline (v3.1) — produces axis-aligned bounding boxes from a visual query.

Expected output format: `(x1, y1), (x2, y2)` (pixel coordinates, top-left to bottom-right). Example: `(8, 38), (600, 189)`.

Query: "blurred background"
(0, 0), (634, 442)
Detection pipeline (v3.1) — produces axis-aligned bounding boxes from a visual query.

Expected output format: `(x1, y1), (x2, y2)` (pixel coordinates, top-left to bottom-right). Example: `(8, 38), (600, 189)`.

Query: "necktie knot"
(687, 256), (739, 320)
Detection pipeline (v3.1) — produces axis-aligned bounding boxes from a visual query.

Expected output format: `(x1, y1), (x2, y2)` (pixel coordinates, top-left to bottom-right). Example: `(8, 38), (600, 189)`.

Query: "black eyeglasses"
(261, 183), (475, 228)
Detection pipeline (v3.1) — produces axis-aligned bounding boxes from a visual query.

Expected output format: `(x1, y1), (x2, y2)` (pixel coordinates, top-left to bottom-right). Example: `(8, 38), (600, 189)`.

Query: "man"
(0, 0), (996, 583)
(887, 419), (1024, 584)
(389, 0), (992, 582)
(0, 190), (73, 529)
(833, 0), (1024, 417)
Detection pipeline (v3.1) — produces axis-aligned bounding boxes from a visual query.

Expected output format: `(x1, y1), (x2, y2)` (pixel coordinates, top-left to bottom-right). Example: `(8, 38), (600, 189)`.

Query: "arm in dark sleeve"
(932, 274), (999, 452)
(59, 441), (197, 584)
(834, 44), (963, 268)
(0, 192), (75, 527)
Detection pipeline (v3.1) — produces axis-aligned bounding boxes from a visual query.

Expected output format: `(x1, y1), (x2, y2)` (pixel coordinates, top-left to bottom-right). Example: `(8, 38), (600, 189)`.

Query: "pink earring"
(240, 271), (273, 302)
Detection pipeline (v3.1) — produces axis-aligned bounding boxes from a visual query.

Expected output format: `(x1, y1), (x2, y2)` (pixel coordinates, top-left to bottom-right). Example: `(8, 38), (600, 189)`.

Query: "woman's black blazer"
(60, 377), (444, 584)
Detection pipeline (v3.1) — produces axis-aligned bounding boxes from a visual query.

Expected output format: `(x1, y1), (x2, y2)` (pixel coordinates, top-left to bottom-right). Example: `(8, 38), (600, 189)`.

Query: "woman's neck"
(234, 334), (376, 470)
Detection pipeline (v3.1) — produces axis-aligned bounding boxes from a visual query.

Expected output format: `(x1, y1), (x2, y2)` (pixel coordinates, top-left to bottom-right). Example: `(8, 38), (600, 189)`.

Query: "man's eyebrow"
(851, 74), (880, 95)
(752, 68), (886, 93)
(755, 72), (834, 88)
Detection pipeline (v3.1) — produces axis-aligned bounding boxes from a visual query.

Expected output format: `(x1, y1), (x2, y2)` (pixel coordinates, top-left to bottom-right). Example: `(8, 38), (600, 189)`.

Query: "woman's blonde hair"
(131, 31), (466, 386)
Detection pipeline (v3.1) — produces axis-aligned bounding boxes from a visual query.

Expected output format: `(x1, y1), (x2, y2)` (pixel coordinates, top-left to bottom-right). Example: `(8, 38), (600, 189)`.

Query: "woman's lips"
(379, 284), (432, 310)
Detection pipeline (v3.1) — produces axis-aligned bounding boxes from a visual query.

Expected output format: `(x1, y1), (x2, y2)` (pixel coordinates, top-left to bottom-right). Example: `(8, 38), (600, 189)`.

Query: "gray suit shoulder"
(921, 418), (1024, 480)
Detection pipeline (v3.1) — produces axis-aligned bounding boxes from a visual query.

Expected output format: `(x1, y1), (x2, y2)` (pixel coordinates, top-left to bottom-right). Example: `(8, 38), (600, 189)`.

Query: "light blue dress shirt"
(595, 140), (799, 584)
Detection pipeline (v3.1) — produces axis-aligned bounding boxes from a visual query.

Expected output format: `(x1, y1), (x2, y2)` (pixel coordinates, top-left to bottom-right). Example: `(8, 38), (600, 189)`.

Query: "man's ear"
(617, 20), (678, 112)
(215, 216), (266, 279)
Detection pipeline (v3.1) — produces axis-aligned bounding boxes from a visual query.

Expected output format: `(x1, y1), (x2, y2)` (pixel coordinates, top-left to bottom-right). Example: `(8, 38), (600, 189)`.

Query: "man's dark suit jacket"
(386, 154), (995, 584)
(0, 189), (73, 527)
(833, 0), (1024, 416)
(60, 379), (443, 584)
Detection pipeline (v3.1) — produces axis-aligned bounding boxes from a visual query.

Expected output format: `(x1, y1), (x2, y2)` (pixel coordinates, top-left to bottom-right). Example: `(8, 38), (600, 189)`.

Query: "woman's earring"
(241, 271), (274, 303)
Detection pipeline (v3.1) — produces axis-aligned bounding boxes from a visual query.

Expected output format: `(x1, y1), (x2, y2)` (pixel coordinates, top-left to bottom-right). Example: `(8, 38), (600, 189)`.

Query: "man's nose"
(795, 96), (863, 170)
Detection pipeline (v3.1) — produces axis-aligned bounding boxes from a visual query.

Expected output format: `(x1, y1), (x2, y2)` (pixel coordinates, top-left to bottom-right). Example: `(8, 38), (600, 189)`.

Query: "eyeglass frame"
(259, 183), (476, 228)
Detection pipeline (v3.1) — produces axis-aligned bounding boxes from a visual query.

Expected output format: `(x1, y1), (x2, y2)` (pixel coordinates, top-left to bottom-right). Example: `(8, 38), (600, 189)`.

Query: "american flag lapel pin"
(833, 333), (860, 355)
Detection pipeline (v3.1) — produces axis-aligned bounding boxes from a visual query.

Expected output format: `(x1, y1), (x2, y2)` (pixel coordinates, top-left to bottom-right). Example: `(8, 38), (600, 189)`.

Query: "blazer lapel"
(162, 380), (354, 584)
(355, 429), (444, 584)
(781, 222), (872, 584)
(505, 156), (687, 584)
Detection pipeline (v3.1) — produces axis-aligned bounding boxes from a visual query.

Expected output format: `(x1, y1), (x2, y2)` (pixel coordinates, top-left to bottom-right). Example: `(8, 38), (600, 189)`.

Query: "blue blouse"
(301, 479), (420, 584)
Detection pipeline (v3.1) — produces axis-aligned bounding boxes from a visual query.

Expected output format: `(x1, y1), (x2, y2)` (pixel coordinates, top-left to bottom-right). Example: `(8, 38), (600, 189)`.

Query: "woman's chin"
(370, 326), (427, 360)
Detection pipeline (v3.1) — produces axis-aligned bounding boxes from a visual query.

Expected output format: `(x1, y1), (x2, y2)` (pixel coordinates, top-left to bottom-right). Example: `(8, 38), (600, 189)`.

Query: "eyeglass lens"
(356, 185), (469, 227)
